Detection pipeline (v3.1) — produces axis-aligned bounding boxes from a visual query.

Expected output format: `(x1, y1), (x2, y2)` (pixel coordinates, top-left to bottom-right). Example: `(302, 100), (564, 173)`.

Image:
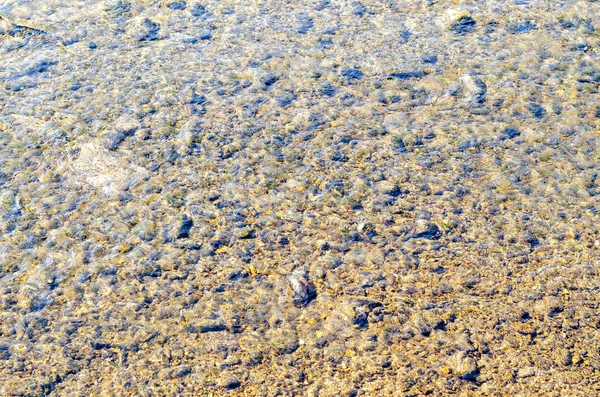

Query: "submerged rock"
(164, 0), (187, 10)
(288, 267), (317, 307)
(341, 68), (364, 81)
(0, 190), (20, 215)
(528, 103), (546, 119)
(422, 55), (438, 64)
(296, 12), (314, 34)
(450, 15), (476, 35)
(102, 115), (139, 150)
(412, 221), (441, 240)
(224, 379), (242, 390)
(450, 351), (479, 379)
(390, 70), (427, 80)
(352, 2), (367, 17)
(499, 128), (521, 141)
(460, 74), (487, 104)
(176, 214), (193, 239)
(102, 0), (131, 17)
(66, 141), (149, 197)
(129, 17), (161, 41)
(177, 116), (202, 153)
(189, 3), (210, 18)
(317, 81), (335, 96)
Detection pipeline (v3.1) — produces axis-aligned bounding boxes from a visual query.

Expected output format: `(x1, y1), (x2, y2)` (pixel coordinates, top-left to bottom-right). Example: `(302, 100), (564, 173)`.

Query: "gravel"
(1, 0), (600, 395)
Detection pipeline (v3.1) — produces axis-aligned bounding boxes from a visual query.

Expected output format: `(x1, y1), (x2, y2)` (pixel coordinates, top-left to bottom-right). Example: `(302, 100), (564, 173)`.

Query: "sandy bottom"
(2, 0), (600, 395)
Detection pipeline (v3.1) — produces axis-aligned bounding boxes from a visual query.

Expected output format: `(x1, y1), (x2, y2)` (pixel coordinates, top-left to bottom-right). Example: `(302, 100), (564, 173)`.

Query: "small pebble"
(130, 17), (161, 41)
(198, 30), (212, 40)
(224, 379), (241, 390)
(422, 55), (438, 64)
(499, 128), (520, 141)
(317, 82), (335, 96)
(508, 20), (536, 34)
(352, 2), (367, 17)
(189, 3), (208, 17)
(341, 68), (364, 81)
(528, 103), (546, 119)
(413, 221), (441, 240)
(166, 1), (187, 10)
(450, 15), (476, 35)
(296, 12), (314, 34)
(389, 70), (426, 80)
(176, 214), (193, 239)
(102, 0), (131, 17)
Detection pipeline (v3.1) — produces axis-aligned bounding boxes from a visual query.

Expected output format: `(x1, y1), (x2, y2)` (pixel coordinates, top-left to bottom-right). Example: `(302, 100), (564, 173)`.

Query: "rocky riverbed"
(2, 0), (600, 395)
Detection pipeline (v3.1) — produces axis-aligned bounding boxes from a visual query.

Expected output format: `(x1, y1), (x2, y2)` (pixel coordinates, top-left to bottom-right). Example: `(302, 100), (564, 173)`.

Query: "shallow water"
(1, 0), (600, 395)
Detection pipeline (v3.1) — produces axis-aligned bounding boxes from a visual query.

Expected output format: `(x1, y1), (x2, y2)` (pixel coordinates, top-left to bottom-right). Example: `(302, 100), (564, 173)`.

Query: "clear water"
(1, 0), (599, 395)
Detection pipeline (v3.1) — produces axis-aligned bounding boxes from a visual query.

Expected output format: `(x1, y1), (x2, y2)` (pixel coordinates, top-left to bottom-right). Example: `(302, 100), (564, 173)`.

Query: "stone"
(460, 74), (487, 104)
(296, 12), (314, 34)
(411, 315), (432, 336)
(555, 349), (573, 366)
(552, 101), (563, 115)
(238, 228), (255, 239)
(0, 190), (20, 214)
(508, 20), (536, 34)
(317, 82), (335, 96)
(341, 68), (364, 81)
(317, 38), (334, 49)
(165, 0), (187, 10)
(134, 220), (157, 241)
(451, 351), (479, 379)
(129, 17), (161, 42)
(277, 340), (300, 355)
(0, 15), (13, 35)
(353, 307), (369, 328)
(499, 128), (520, 141)
(224, 379), (242, 390)
(102, 115), (139, 150)
(352, 2), (367, 17)
(516, 366), (536, 378)
(535, 297), (564, 317)
(193, 321), (227, 333)
(178, 116), (202, 149)
(288, 267), (317, 307)
(189, 3), (208, 17)
(67, 141), (149, 197)
(260, 75), (278, 90)
(422, 55), (438, 64)
(413, 221), (441, 240)
(176, 214), (193, 239)
(528, 103), (546, 119)
(376, 180), (401, 197)
(449, 15), (476, 35)
(246, 351), (263, 366)
(102, 0), (131, 17)
(389, 71), (427, 80)
(198, 30), (212, 40)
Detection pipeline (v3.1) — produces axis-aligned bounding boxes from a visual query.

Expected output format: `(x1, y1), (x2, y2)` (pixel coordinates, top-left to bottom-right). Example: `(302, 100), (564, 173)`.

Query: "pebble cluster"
(2, 0), (600, 395)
